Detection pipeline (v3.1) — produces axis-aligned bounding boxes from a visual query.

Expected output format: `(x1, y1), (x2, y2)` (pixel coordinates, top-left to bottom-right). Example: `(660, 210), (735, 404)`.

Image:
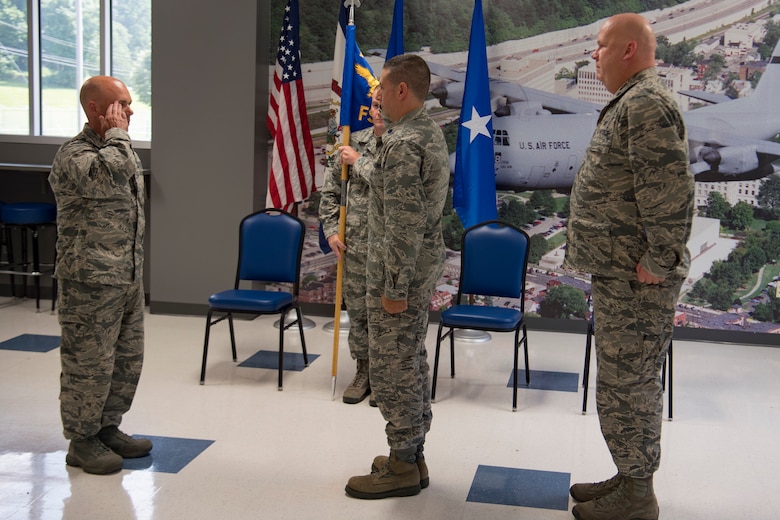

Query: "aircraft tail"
(746, 40), (780, 113)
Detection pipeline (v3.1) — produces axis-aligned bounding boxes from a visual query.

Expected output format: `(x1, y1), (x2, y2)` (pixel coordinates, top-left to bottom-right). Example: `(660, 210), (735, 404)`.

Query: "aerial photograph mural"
(268, 0), (780, 336)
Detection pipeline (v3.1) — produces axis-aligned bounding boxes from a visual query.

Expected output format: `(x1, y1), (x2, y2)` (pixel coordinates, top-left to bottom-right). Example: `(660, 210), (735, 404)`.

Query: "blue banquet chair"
(200, 208), (308, 390)
(432, 220), (531, 411)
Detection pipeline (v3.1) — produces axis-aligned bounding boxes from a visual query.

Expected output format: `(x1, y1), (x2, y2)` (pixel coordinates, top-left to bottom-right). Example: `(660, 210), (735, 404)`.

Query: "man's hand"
(100, 101), (129, 135)
(382, 294), (407, 314)
(636, 263), (665, 285)
(327, 234), (346, 260)
(337, 145), (361, 166)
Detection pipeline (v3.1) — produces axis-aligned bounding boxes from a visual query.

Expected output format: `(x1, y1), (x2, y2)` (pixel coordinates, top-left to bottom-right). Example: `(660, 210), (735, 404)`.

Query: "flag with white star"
(453, 0), (497, 229)
(267, 0), (315, 211)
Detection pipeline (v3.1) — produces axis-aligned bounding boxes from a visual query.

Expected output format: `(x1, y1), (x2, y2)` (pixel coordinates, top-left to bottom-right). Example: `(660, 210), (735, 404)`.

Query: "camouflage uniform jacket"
(49, 124), (145, 285)
(564, 68), (694, 281)
(319, 127), (377, 256)
(367, 106), (450, 301)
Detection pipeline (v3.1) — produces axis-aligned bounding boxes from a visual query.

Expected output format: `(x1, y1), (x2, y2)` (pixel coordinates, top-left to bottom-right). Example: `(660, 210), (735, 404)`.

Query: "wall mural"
(269, 0), (780, 336)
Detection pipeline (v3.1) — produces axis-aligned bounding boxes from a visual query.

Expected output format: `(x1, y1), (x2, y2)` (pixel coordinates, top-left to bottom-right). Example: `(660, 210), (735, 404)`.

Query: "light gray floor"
(1, 296), (779, 519)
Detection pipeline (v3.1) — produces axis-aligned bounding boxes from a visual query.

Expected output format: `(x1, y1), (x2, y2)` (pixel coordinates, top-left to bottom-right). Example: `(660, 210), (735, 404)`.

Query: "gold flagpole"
(332, 1), (358, 398)
(331, 125), (351, 398)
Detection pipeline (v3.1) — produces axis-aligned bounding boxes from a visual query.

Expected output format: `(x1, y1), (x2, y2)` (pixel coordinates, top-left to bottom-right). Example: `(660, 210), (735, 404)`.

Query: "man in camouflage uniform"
(49, 76), (151, 475)
(345, 54), (449, 499)
(320, 90), (385, 405)
(564, 14), (694, 520)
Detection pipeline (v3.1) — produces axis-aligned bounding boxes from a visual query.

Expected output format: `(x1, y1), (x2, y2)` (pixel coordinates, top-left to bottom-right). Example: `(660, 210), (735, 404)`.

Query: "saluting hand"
(100, 101), (129, 135)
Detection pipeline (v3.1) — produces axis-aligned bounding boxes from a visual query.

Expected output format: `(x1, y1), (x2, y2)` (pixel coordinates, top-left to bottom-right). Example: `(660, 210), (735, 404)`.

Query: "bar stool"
(0, 201), (13, 298)
(0, 202), (57, 312)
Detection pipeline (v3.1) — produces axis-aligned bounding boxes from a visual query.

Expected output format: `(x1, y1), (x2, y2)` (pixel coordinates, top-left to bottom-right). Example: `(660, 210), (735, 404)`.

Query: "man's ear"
(623, 40), (638, 61)
(397, 81), (409, 101)
(87, 100), (99, 117)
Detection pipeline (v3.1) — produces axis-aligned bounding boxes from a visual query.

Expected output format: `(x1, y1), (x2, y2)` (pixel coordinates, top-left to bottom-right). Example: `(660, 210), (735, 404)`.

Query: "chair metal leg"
(582, 320), (593, 414)
(278, 310), (286, 391)
(200, 310), (214, 384)
(227, 314), (237, 361)
(449, 327), (456, 378)
(512, 329), (520, 412)
(667, 339), (673, 420)
(295, 305), (309, 366)
(431, 322), (446, 401)
(522, 324), (530, 385)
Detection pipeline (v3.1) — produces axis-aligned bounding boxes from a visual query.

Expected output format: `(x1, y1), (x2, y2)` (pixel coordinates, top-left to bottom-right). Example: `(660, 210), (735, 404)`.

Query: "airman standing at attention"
(564, 13), (694, 520)
(344, 54), (449, 499)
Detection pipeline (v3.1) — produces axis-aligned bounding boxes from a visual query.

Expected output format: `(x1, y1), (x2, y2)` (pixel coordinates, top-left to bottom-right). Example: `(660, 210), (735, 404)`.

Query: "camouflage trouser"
(591, 275), (681, 478)
(58, 279), (145, 440)
(367, 291), (433, 453)
(343, 248), (368, 361)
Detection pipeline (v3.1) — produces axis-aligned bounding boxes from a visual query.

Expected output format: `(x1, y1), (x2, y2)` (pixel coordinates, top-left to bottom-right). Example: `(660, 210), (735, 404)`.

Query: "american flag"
(267, 0), (315, 211)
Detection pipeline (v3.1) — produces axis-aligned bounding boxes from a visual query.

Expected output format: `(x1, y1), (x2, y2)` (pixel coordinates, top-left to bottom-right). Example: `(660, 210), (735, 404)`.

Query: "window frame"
(0, 0), (150, 147)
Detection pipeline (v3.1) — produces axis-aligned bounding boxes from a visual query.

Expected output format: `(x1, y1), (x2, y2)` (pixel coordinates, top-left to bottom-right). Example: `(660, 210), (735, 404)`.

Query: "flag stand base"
(454, 329), (491, 343)
(323, 310), (351, 334)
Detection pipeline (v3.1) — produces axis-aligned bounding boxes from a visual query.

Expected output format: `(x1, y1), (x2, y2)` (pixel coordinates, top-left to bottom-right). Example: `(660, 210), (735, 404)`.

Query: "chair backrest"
(235, 209), (305, 289)
(457, 220), (530, 304)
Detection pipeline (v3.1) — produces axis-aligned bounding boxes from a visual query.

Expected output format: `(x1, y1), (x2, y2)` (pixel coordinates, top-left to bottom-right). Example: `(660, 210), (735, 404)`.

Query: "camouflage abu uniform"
(564, 68), (694, 478)
(319, 127), (378, 362)
(366, 106), (449, 455)
(49, 124), (146, 441)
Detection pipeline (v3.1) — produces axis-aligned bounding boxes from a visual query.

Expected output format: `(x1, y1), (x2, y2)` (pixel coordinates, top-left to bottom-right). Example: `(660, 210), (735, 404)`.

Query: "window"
(493, 129), (509, 146)
(0, 0), (151, 139)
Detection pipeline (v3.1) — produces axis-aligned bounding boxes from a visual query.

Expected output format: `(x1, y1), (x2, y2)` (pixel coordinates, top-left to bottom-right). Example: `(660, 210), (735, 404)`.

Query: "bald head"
(79, 76), (133, 137)
(592, 13), (657, 93)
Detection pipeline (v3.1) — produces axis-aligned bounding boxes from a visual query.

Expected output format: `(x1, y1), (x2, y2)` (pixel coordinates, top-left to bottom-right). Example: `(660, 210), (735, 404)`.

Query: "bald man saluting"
(50, 76), (151, 475)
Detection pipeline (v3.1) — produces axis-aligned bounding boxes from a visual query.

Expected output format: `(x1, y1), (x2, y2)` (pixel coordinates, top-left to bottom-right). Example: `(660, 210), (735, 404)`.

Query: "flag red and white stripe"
(267, 0), (315, 211)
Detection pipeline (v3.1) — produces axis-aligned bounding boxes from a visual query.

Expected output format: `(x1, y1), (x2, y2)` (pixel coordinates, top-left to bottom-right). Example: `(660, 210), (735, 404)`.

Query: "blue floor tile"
(0, 334), (60, 353)
(467, 465), (570, 510)
(238, 349), (319, 371)
(509, 369), (579, 393)
(122, 435), (214, 474)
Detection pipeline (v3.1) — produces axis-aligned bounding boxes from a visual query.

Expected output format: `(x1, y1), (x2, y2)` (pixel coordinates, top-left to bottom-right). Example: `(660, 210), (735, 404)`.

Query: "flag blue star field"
(453, 0), (497, 229)
(267, 0), (315, 211)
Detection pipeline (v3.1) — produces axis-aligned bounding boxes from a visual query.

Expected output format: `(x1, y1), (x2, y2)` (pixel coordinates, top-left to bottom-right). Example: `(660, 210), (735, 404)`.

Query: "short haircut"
(383, 54), (431, 101)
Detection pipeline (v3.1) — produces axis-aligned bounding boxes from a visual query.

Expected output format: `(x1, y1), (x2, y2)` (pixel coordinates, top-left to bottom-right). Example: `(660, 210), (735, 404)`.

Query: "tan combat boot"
(342, 358), (370, 404)
(572, 476), (659, 520)
(570, 473), (623, 502)
(345, 451), (421, 499)
(372, 454), (429, 489)
(98, 426), (153, 458)
(66, 436), (124, 475)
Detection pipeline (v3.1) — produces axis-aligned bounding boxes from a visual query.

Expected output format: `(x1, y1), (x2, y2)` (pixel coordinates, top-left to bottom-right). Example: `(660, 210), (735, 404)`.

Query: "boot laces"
(589, 474), (622, 493)
(111, 429), (134, 443)
(86, 436), (112, 455)
(590, 479), (636, 512)
(351, 371), (369, 387)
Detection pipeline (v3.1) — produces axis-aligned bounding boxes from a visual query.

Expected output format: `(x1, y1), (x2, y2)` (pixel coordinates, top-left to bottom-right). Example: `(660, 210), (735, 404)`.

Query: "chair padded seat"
(441, 304), (522, 331)
(0, 202), (57, 225)
(209, 289), (293, 313)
